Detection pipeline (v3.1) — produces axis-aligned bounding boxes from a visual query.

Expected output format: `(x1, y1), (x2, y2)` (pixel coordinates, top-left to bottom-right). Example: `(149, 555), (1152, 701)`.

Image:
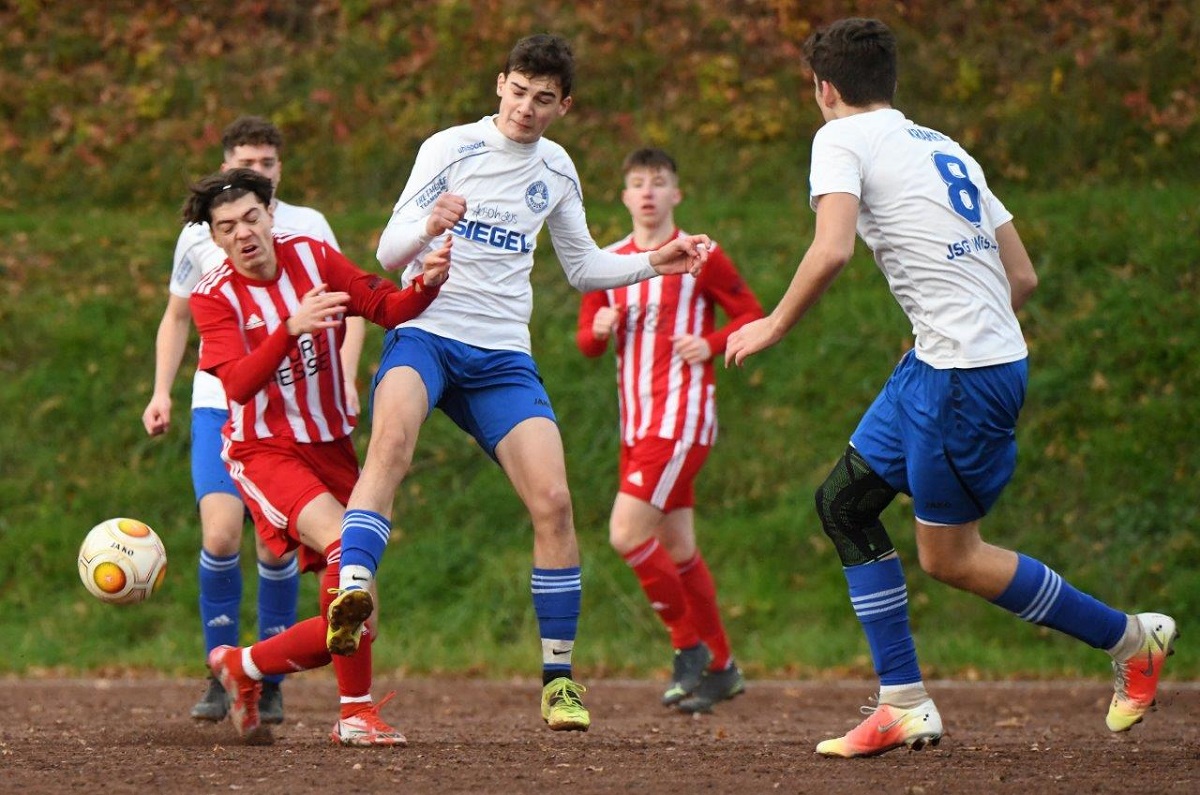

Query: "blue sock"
(339, 509), (391, 577)
(991, 554), (1126, 649)
(256, 557), (299, 685)
(531, 567), (581, 683)
(844, 557), (922, 686)
(198, 550), (241, 653)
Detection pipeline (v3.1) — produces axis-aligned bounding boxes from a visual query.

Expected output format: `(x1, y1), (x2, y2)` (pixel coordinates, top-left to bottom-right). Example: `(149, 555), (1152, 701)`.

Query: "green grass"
(1, 181), (1196, 681)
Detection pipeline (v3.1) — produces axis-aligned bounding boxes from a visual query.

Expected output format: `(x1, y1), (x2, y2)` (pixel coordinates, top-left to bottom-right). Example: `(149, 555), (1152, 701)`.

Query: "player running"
(727, 17), (1177, 758)
(577, 147), (763, 714)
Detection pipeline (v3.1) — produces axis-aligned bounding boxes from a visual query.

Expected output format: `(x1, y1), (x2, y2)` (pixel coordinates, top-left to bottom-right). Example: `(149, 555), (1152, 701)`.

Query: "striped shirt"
(191, 234), (409, 443)
(577, 231), (763, 445)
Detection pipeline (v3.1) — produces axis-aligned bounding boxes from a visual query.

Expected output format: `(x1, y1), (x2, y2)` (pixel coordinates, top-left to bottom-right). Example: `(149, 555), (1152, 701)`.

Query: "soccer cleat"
(330, 692), (407, 747)
(326, 588), (374, 656)
(259, 680), (285, 725)
(676, 662), (745, 714)
(1106, 612), (1178, 732)
(816, 697), (942, 758)
(541, 677), (591, 732)
(190, 675), (229, 721)
(207, 645), (273, 745)
(661, 643), (712, 706)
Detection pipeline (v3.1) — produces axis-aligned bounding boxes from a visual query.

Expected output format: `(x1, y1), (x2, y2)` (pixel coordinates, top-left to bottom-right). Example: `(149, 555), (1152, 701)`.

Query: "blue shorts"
(375, 328), (557, 459)
(190, 407), (241, 502)
(850, 351), (1028, 525)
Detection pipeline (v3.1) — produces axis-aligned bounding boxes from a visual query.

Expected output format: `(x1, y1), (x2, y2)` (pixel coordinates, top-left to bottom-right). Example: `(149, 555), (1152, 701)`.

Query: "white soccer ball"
(77, 517), (168, 605)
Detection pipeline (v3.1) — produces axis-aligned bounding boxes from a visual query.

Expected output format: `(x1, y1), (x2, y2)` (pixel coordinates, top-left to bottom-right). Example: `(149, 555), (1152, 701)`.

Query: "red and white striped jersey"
(190, 233), (436, 444)
(577, 230), (763, 446)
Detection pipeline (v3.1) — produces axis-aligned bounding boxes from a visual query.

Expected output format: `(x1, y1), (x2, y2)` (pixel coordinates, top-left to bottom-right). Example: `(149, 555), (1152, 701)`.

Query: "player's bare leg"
(331, 367), (427, 655)
(499, 418), (590, 731)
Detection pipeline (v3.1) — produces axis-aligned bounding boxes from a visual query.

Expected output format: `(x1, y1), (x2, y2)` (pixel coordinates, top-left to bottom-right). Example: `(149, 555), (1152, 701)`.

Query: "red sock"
(320, 543), (374, 707)
(623, 538), (699, 649)
(677, 551), (731, 669)
(249, 617), (332, 674)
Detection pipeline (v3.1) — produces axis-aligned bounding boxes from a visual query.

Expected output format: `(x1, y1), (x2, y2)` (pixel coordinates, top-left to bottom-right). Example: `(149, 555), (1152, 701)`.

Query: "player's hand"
(725, 316), (781, 367)
(671, 334), (712, 364)
(142, 394), (172, 436)
(592, 305), (621, 340)
(426, 193), (467, 237)
(648, 234), (713, 277)
(421, 235), (452, 287)
(286, 283), (349, 336)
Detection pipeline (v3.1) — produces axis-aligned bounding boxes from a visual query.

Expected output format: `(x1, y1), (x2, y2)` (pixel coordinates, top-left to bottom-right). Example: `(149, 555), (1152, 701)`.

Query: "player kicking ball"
(184, 168), (450, 745)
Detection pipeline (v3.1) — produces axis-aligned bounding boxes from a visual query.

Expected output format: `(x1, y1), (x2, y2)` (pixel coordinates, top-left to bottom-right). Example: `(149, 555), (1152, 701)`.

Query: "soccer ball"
(77, 517), (168, 605)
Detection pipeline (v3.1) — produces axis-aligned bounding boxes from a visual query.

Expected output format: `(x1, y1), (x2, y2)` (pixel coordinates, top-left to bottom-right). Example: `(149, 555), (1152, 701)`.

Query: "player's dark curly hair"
(505, 33), (575, 98)
(181, 168), (273, 227)
(221, 115), (284, 157)
(802, 18), (897, 107)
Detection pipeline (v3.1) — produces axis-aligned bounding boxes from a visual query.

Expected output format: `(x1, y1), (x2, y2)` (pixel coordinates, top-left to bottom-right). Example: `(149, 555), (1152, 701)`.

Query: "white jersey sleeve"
(376, 135), (447, 273)
(169, 224), (227, 300)
(541, 150), (655, 292)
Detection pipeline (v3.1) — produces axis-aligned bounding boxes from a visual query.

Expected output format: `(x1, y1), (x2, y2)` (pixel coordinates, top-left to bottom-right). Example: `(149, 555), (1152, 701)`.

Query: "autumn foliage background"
(4, 0), (1198, 210)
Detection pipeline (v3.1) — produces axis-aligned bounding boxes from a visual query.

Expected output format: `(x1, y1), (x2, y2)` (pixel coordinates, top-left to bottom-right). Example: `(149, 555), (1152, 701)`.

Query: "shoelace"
(857, 694), (883, 718)
(348, 691), (398, 731)
(1111, 658), (1132, 700)
(548, 680), (587, 707)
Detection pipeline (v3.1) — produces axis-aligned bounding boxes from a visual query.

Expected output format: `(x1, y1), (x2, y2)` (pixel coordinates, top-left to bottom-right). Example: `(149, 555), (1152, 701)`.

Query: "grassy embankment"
(0, 181), (1196, 681)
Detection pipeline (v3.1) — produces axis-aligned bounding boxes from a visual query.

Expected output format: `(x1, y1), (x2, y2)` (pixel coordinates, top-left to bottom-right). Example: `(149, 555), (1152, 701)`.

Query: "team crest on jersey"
(525, 180), (549, 213)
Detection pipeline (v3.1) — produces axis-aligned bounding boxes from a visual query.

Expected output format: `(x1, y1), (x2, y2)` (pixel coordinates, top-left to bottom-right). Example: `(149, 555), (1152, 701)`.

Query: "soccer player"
(329, 34), (713, 733)
(185, 168), (450, 745)
(726, 17), (1177, 757)
(576, 148), (763, 713)
(141, 115), (365, 724)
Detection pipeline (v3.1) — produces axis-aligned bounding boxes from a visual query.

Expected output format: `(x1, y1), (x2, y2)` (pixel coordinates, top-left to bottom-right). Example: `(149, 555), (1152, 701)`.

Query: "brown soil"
(2, 677), (1196, 794)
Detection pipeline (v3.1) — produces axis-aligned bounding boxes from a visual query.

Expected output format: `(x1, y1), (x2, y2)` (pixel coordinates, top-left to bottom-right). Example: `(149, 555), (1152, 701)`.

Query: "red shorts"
(617, 436), (711, 513)
(221, 435), (359, 573)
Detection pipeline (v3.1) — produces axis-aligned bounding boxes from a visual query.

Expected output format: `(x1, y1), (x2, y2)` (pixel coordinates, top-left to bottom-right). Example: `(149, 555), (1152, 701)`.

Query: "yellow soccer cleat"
(541, 677), (591, 732)
(326, 588), (374, 656)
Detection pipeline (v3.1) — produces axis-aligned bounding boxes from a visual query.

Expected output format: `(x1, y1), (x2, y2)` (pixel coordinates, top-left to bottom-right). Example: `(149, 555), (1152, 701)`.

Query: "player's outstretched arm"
(726, 192), (858, 367)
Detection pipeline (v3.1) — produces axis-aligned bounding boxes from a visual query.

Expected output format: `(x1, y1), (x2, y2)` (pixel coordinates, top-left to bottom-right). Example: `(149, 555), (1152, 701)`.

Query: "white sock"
(241, 648), (264, 681)
(1106, 615), (1144, 661)
(879, 682), (929, 709)
(340, 564), (373, 592)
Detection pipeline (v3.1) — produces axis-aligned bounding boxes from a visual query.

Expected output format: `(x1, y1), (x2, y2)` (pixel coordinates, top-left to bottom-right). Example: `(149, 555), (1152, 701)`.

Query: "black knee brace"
(814, 446), (899, 566)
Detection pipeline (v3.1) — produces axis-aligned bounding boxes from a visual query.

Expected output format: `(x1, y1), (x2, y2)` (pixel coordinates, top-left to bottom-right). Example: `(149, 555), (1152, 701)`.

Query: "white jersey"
(809, 108), (1027, 369)
(377, 116), (657, 353)
(167, 200), (340, 409)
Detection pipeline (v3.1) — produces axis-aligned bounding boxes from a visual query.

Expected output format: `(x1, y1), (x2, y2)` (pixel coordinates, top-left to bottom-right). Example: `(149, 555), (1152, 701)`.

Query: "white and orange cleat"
(816, 697), (942, 758)
(207, 645), (273, 745)
(1107, 612), (1178, 732)
(331, 692), (407, 747)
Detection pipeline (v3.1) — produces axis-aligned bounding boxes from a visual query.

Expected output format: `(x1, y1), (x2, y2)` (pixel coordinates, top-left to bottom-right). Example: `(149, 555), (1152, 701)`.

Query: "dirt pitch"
(2, 676), (1196, 794)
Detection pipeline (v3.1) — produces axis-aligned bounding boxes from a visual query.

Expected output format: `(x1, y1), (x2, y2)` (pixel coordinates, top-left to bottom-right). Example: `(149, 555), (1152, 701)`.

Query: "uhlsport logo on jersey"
(525, 180), (549, 212)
